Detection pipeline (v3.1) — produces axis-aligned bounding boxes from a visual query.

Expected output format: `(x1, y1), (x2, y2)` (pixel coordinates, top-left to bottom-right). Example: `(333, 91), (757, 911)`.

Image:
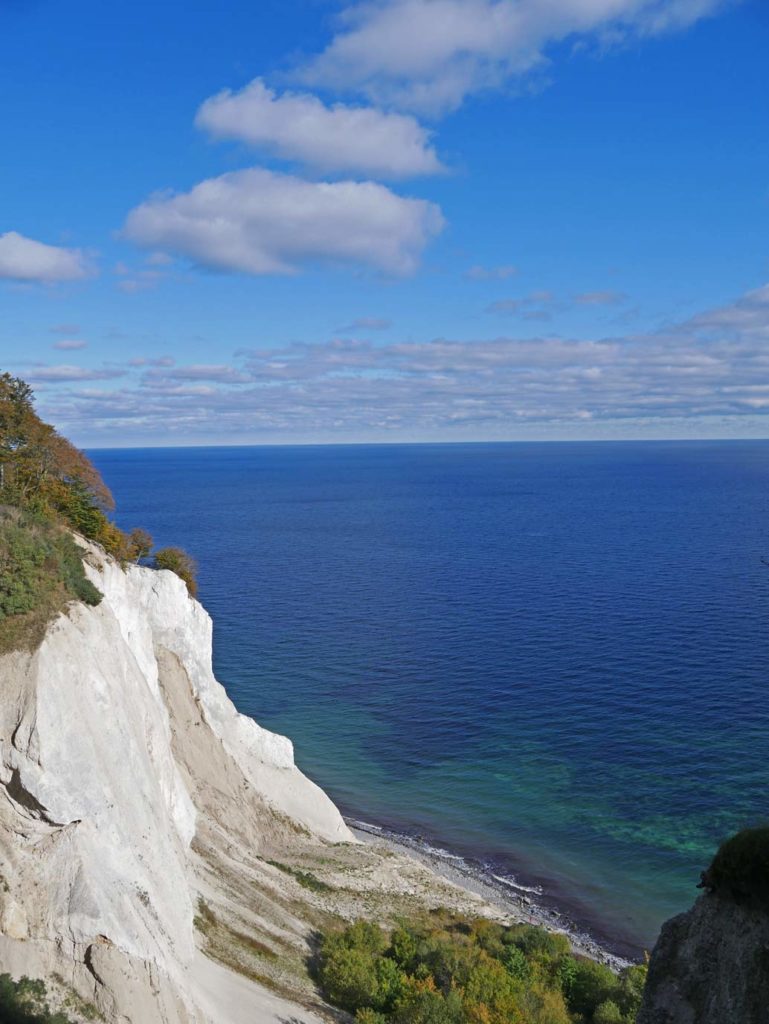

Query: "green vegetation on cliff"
(316, 912), (646, 1024)
(0, 975), (75, 1024)
(0, 508), (102, 653)
(0, 372), (198, 648)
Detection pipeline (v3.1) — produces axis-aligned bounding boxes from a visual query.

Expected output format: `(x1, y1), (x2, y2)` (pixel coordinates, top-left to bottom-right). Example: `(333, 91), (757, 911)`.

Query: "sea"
(89, 441), (769, 958)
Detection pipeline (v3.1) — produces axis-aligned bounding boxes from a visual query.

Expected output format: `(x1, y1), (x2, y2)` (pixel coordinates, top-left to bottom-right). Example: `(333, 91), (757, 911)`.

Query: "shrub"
(153, 546), (198, 596)
(0, 973), (74, 1023)
(563, 960), (619, 1021)
(357, 1011), (389, 1024)
(320, 946), (382, 1011)
(593, 1000), (623, 1024)
(0, 509), (102, 653)
(393, 978), (464, 1024)
(316, 914), (646, 1024)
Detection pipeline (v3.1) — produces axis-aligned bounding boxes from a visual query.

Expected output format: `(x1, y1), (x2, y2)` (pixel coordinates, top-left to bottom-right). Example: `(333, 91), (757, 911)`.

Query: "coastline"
(347, 817), (638, 971)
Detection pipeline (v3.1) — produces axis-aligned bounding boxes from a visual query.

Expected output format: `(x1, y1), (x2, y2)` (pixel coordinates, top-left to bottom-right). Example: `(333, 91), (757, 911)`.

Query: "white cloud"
(196, 78), (443, 178)
(25, 364), (126, 383)
(37, 282), (769, 442)
(52, 339), (88, 351)
(575, 290), (627, 305)
(123, 167), (444, 276)
(299, 0), (732, 114)
(338, 316), (393, 331)
(0, 231), (91, 283)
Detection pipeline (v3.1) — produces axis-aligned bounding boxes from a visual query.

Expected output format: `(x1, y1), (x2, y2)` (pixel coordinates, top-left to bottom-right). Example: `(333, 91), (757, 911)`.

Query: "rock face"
(0, 543), (352, 1022)
(638, 892), (769, 1024)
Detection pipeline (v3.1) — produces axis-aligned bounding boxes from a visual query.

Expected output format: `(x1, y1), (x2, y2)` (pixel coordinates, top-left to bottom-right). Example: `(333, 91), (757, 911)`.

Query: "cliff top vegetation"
(0, 372), (197, 651)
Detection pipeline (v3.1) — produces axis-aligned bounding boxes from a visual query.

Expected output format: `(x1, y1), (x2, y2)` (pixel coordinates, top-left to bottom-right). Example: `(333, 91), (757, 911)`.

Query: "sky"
(1, 0), (768, 446)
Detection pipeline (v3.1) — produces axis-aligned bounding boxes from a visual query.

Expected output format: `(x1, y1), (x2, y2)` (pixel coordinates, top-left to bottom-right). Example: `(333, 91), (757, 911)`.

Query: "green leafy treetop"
(316, 912), (647, 1024)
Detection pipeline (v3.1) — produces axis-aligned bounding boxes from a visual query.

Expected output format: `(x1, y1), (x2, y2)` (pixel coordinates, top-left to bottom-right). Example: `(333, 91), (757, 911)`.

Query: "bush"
(593, 1000), (623, 1024)
(563, 960), (619, 1021)
(153, 546), (198, 596)
(317, 914), (647, 1024)
(0, 974), (74, 1023)
(0, 509), (102, 653)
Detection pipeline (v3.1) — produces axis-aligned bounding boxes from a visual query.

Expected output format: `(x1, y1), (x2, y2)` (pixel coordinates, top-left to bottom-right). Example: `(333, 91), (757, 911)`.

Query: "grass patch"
(265, 860), (335, 894)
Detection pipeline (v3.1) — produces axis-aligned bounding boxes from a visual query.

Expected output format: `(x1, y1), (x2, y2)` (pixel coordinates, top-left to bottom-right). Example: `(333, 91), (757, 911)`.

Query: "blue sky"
(2, 0), (768, 445)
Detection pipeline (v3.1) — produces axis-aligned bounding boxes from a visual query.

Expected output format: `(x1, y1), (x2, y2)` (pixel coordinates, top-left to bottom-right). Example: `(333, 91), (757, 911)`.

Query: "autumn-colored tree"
(0, 372), (114, 526)
(128, 528), (153, 562)
(153, 547), (198, 596)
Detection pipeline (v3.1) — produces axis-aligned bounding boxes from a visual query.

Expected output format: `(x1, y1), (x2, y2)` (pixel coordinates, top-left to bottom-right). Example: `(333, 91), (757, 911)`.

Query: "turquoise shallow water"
(90, 441), (769, 957)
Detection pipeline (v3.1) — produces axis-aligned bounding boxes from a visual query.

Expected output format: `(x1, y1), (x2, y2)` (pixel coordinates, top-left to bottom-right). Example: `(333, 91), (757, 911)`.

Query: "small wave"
(419, 843), (465, 862)
(491, 873), (544, 896)
(347, 818), (384, 834)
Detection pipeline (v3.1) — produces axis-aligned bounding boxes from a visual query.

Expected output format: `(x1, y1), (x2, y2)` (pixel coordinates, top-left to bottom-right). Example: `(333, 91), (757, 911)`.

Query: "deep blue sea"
(89, 442), (769, 957)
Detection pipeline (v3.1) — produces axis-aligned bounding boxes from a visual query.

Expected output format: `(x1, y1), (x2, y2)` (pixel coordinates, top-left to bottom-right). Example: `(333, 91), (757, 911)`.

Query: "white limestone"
(0, 543), (352, 1022)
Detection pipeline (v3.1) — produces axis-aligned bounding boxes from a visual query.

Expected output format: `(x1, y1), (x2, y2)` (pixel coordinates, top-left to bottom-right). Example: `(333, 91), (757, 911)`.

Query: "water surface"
(90, 441), (769, 955)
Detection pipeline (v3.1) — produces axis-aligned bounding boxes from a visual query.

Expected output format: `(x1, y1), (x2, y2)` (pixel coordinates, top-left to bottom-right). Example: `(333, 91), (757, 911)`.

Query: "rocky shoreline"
(348, 818), (635, 971)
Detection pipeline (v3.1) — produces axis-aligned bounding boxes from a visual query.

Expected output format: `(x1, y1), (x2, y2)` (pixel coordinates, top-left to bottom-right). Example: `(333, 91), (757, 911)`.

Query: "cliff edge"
(0, 541), (351, 1023)
(638, 892), (769, 1024)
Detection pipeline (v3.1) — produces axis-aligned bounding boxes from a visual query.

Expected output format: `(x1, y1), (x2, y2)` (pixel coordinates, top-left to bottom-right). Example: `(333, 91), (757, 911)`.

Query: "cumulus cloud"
(196, 78), (443, 178)
(0, 231), (91, 283)
(298, 0), (731, 114)
(35, 281), (769, 442)
(123, 167), (444, 276)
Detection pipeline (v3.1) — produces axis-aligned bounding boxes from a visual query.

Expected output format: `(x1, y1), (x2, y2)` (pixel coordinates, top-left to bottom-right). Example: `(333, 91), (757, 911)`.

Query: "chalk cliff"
(0, 542), (352, 1023)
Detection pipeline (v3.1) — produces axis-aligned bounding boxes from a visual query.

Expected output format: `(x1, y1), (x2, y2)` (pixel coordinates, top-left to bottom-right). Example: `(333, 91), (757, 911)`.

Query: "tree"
(128, 528), (153, 562)
(0, 373), (114, 521)
(153, 547), (198, 596)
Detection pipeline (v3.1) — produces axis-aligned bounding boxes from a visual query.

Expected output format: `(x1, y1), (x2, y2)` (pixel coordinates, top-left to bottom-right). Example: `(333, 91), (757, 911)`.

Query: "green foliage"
(593, 1001), (623, 1024)
(0, 509), (102, 652)
(563, 960), (618, 1020)
(153, 546), (198, 597)
(0, 973), (75, 1023)
(357, 1011), (389, 1024)
(702, 826), (769, 906)
(0, 372), (163, 578)
(128, 527), (153, 562)
(264, 859), (334, 894)
(316, 914), (647, 1024)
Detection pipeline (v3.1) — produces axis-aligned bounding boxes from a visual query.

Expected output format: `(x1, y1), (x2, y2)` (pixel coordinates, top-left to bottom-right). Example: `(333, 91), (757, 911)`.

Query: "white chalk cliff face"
(0, 543), (352, 1023)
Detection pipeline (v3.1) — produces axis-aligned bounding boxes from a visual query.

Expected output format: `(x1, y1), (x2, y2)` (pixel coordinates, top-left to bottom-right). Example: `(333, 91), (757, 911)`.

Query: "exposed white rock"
(0, 543), (352, 1023)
